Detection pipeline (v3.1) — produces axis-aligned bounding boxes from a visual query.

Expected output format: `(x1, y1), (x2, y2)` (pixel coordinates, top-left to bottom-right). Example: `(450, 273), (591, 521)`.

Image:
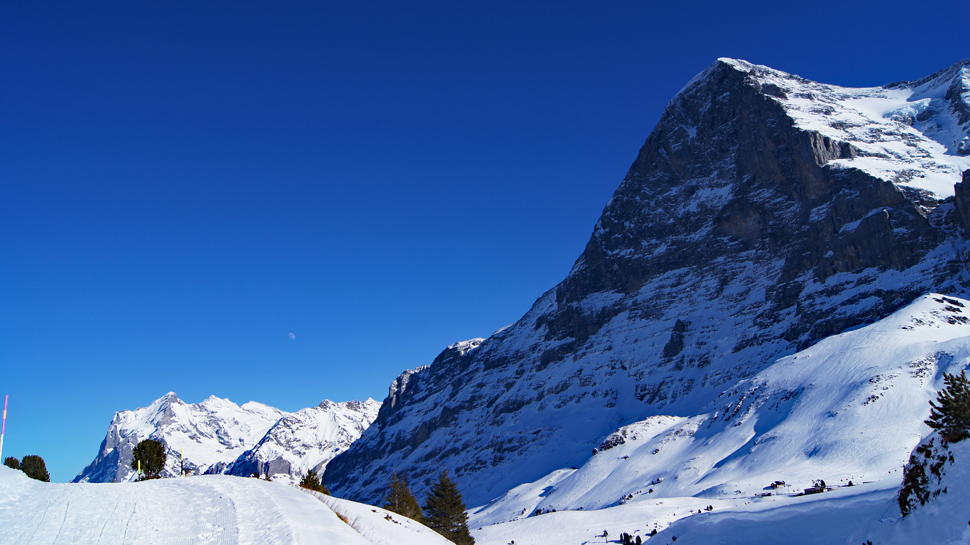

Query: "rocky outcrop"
(324, 59), (970, 507)
(955, 170), (970, 232)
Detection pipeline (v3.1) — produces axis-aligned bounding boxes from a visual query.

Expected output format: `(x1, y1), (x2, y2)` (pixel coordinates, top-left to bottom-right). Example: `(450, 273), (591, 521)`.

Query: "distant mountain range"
(73, 392), (378, 483)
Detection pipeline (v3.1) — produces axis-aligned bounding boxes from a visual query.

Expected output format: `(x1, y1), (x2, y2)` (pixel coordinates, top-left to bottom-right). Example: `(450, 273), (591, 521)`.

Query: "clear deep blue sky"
(1, 0), (965, 481)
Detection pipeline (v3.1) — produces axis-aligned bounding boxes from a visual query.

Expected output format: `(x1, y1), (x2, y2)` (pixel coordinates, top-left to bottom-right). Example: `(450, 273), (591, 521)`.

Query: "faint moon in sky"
(288, 333), (296, 340)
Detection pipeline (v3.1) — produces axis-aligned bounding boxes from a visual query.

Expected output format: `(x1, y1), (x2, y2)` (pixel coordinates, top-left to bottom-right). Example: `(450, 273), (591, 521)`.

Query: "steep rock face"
(954, 169), (970, 231)
(324, 59), (970, 506)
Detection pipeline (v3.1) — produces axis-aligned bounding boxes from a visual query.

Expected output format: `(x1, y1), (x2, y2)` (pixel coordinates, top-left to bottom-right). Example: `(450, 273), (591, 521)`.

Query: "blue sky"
(1, 0), (965, 481)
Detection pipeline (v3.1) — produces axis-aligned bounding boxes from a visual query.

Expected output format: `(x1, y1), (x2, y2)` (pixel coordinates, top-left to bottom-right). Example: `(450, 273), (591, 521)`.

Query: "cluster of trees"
(3, 455), (50, 482)
(381, 469), (475, 545)
(617, 531), (642, 544)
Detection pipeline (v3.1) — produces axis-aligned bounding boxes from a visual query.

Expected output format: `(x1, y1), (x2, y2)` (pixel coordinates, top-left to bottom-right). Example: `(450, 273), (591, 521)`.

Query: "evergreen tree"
(131, 439), (167, 480)
(384, 473), (424, 522)
(423, 469), (474, 545)
(925, 371), (970, 442)
(299, 468), (330, 495)
(3, 456), (19, 470)
(21, 455), (50, 482)
(383, 472), (423, 521)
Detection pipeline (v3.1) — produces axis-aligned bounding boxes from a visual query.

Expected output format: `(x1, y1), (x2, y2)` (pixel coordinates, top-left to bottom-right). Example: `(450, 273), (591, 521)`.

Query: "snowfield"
(0, 466), (450, 545)
(465, 294), (970, 544)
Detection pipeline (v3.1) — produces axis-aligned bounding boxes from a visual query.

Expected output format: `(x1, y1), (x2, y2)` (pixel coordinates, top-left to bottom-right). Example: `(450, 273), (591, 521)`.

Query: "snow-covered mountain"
(324, 57), (970, 509)
(74, 393), (379, 483)
(221, 399), (380, 482)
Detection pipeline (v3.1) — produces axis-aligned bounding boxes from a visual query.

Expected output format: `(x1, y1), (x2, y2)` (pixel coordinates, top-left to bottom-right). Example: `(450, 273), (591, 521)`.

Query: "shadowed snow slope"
(468, 294), (970, 529)
(0, 466), (450, 545)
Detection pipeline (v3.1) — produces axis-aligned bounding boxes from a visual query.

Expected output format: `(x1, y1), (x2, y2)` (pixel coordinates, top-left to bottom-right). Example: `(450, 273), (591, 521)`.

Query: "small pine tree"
(383, 472), (423, 522)
(926, 372), (970, 443)
(21, 455), (50, 482)
(424, 469), (474, 545)
(299, 468), (330, 495)
(131, 439), (167, 480)
(3, 456), (20, 470)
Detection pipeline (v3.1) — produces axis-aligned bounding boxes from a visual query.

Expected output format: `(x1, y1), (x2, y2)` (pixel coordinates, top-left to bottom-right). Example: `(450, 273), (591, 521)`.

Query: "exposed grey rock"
(955, 170), (970, 232)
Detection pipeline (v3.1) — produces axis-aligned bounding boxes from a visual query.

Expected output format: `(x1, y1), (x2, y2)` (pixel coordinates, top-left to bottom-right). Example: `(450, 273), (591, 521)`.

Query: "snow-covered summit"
(682, 57), (970, 200)
(74, 392), (284, 483)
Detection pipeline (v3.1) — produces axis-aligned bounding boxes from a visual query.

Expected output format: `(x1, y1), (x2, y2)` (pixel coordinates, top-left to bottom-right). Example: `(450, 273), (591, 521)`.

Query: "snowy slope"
(469, 294), (970, 526)
(75, 394), (379, 484)
(461, 294), (970, 544)
(0, 465), (451, 545)
(613, 434), (970, 545)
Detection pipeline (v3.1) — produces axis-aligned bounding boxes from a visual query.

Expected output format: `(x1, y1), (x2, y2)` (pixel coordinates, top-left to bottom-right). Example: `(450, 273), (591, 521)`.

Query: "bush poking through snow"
(298, 468), (330, 495)
(3, 456), (19, 470)
(131, 439), (166, 480)
(21, 455), (50, 482)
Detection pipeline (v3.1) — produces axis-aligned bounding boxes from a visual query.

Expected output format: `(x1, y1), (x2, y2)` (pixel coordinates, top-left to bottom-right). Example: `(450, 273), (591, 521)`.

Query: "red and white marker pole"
(0, 395), (8, 461)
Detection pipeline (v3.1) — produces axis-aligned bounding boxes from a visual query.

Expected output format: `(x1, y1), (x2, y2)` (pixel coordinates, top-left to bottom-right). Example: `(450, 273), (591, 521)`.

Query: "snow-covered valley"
(5, 56), (970, 544)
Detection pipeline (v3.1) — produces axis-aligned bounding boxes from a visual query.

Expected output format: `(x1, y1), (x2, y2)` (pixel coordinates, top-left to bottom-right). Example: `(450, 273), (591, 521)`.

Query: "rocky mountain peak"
(324, 59), (970, 507)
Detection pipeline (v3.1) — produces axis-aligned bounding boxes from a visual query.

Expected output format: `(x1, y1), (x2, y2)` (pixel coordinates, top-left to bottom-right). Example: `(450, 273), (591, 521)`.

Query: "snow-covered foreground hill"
(466, 293), (970, 544)
(0, 466), (450, 545)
